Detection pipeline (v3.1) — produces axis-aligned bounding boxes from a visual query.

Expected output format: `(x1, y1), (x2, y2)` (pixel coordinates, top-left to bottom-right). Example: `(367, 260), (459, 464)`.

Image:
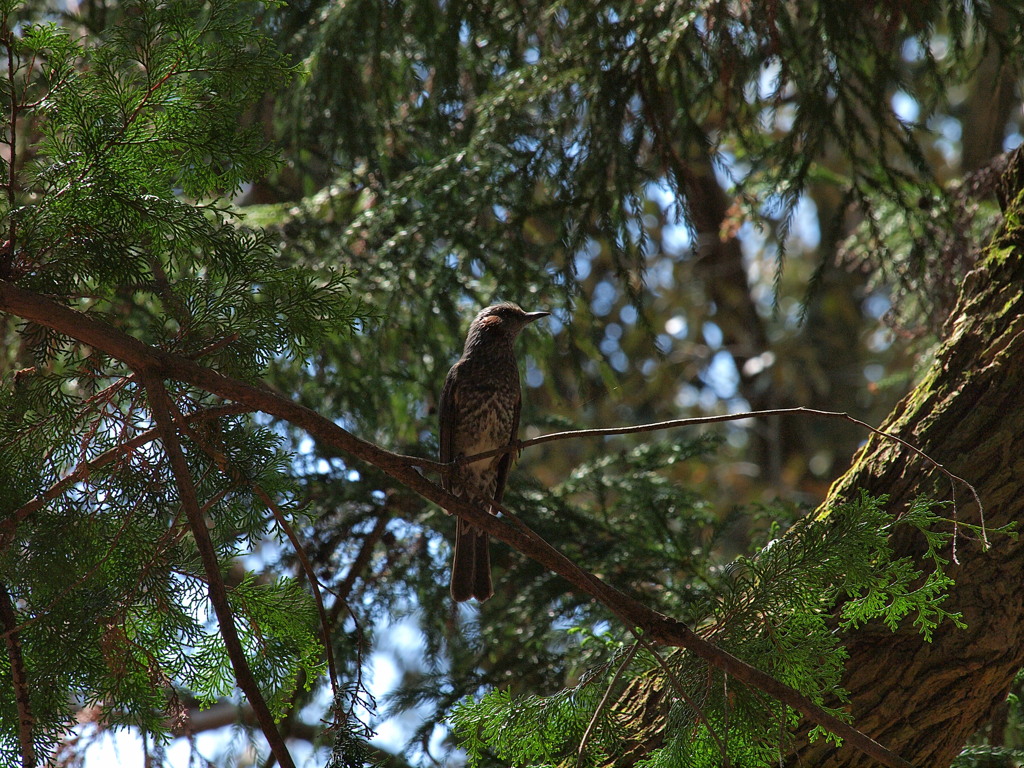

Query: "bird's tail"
(450, 517), (492, 602)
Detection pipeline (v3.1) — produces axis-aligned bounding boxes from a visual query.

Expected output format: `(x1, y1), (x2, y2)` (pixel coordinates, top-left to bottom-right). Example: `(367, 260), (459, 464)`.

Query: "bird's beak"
(524, 311), (550, 324)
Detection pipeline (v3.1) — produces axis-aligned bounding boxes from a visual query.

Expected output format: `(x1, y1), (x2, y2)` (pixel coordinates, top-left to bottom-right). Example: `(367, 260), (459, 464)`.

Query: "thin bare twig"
(456, 407), (981, 516)
(253, 488), (345, 768)
(577, 640), (640, 768)
(323, 507), (390, 744)
(634, 632), (726, 759)
(253, 485), (339, 697)
(422, 406), (984, 552)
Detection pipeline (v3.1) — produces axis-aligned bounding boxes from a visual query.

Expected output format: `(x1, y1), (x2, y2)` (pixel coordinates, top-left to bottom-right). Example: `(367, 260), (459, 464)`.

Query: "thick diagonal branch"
(0, 280), (911, 768)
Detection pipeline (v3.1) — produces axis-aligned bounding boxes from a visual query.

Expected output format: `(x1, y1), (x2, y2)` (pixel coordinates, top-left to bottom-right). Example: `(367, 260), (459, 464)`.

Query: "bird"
(439, 302), (549, 602)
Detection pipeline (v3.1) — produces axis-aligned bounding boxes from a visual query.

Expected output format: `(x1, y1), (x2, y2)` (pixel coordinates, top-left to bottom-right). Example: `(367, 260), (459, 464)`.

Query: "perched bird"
(440, 303), (549, 602)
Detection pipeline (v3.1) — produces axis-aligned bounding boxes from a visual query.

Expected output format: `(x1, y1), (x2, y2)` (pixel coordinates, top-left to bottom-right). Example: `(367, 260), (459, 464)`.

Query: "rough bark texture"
(787, 184), (1024, 766)
(612, 160), (1024, 767)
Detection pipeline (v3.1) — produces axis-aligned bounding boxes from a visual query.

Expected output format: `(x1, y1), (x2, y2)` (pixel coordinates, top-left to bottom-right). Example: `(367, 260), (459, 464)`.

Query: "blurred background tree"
(3, 0), (1024, 766)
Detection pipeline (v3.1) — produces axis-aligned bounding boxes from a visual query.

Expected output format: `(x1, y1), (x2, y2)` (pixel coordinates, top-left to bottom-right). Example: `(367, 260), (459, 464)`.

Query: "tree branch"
(455, 407), (982, 526)
(577, 641), (639, 768)
(0, 582), (36, 768)
(1, 404), (250, 547)
(0, 280), (913, 768)
(143, 376), (295, 768)
(253, 485), (339, 693)
(162, 400), (341, 700)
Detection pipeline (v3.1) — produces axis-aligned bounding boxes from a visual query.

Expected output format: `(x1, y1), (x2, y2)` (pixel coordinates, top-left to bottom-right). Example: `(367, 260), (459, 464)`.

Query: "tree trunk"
(786, 181), (1024, 765)
(615, 157), (1024, 767)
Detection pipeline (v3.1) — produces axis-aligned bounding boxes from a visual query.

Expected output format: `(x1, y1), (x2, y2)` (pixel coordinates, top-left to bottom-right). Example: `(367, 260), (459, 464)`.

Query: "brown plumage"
(439, 303), (549, 602)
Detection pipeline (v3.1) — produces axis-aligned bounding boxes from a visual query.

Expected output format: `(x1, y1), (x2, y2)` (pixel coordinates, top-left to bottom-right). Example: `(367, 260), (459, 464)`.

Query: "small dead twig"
(577, 640), (640, 768)
(634, 632), (727, 761)
(254, 486), (340, 697)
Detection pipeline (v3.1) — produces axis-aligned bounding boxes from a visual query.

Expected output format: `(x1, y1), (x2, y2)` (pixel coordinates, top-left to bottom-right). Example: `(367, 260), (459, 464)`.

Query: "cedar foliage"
(0, 0), (354, 762)
(1, 0), (1023, 767)
(450, 493), (975, 768)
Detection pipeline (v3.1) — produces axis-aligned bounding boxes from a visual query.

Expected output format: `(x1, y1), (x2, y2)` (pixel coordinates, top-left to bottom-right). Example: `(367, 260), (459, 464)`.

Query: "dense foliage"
(1, 0), (1023, 766)
(0, 0), (355, 762)
(450, 493), (970, 768)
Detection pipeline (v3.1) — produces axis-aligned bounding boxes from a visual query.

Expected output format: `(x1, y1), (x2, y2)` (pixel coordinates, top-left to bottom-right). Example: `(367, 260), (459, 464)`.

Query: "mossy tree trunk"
(612, 161), (1024, 767)
(785, 187), (1024, 766)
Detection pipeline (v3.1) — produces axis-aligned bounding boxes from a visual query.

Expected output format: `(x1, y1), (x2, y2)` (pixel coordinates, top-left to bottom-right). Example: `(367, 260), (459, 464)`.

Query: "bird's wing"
(438, 364), (459, 491)
(492, 386), (521, 505)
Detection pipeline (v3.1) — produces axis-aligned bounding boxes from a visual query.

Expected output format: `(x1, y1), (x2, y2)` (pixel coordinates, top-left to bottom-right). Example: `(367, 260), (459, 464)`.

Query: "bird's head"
(470, 302), (550, 339)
